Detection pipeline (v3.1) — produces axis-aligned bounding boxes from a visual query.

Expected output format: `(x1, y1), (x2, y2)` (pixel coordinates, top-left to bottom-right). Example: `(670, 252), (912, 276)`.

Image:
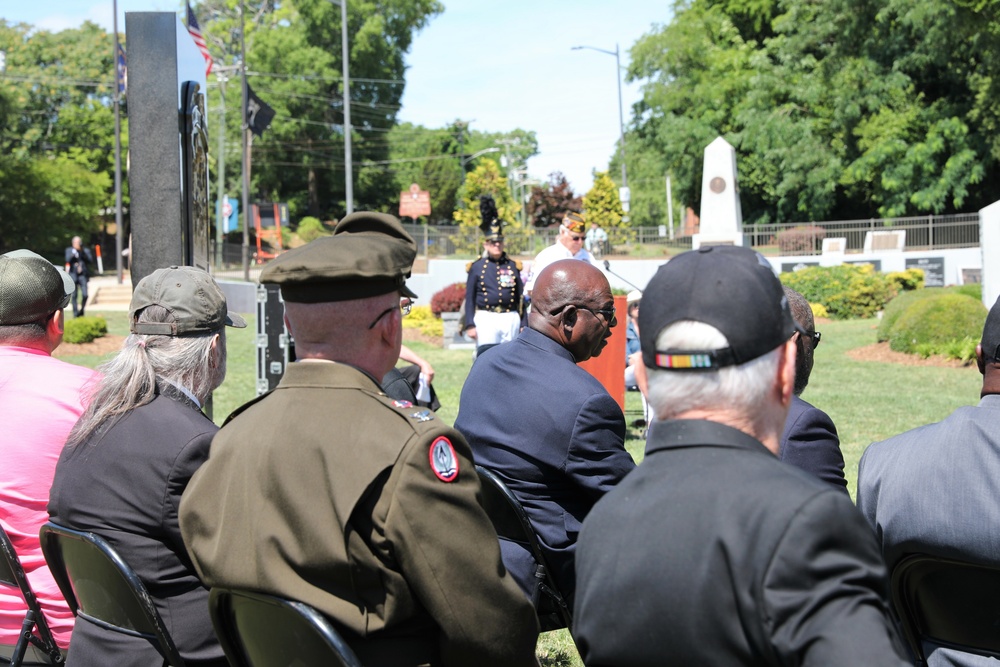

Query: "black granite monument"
(125, 12), (211, 286)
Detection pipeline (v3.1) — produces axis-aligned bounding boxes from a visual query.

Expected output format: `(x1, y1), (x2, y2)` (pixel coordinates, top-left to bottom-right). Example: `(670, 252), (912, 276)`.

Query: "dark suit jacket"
(780, 395), (848, 492)
(63, 246), (93, 279)
(48, 384), (225, 667)
(858, 394), (1000, 667)
(454, 327), (634, 602)
(574, 419), (909, 667)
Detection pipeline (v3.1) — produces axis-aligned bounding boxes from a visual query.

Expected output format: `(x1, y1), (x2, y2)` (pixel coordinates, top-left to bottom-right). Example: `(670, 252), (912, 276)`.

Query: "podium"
(578, 294), (627, 412)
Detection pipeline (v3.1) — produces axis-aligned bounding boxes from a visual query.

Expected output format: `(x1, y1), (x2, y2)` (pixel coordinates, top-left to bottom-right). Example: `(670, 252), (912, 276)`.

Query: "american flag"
(186, 2), (214, 77)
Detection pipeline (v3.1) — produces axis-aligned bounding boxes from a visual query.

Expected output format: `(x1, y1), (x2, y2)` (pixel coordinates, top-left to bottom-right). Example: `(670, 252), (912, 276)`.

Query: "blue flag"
(116, 43), (127, 95)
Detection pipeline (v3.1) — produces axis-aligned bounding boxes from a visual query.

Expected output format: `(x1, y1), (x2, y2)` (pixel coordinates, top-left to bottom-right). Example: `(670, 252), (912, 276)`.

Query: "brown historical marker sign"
(399, 183), (431, 218)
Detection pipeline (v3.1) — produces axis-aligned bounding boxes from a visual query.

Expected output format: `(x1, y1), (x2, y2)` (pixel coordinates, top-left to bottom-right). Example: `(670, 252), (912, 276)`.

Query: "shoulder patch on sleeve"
(514, 259), (523, 271)
(429, 436), (459, 482)
(465, 260), (474, 272)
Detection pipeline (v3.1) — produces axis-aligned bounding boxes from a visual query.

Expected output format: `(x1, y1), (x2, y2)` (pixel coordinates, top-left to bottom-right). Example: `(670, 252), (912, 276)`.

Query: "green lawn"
(70, 309), (983, 666)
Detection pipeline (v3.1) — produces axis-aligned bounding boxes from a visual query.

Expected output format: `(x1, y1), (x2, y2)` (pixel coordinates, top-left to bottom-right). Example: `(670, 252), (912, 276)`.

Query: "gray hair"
(66, 305), (225, 448)
(646, 320), (781, 421)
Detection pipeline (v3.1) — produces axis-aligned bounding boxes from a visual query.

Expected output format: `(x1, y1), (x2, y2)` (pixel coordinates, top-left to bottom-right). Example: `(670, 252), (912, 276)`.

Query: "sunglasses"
(576, 305), (617, 325)
(569, 235), (584, 242)
(797, 330), (821, 348)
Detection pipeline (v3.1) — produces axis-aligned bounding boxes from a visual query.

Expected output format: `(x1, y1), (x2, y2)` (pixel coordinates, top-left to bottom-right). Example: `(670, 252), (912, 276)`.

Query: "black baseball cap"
(639, 245), (798, 370)
(982, 295), (1000, 363)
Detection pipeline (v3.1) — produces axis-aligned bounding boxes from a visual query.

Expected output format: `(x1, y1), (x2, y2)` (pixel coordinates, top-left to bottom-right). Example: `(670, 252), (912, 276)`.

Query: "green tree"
(453, 159), (523, 254)
(624, 0), (1000, 224)
(196, 0), (443, 220)
(0, 21), (114, 253)
(583, 171), (627, 242)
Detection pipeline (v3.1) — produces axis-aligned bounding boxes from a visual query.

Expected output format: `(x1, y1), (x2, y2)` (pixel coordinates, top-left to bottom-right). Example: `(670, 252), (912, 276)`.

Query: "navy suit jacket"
(454, 328), (634, 602)
(780, 395), (848, 493)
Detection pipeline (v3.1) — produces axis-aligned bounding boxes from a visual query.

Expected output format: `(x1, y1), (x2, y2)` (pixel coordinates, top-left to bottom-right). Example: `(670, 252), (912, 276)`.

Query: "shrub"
(886, 293), (986, 355)
(956, 283), (983, 301)
(810, 302), (829, 320)
(431, 283), (465, 316)
(781, 264), (895, 320)
(402, 304), (444, 337)
(773, 225), (826, 255)
(296, 216), (330, 244)
(877, 287), (932, 341)
(64, 315), (108, 344)
(886, 268), (924, 293)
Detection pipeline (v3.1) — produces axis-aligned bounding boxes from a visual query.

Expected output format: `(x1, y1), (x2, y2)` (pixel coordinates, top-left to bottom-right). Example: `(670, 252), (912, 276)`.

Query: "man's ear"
(46, 309), (65, 351)
(776, 338), (797, 407)
(977, 343), (985, 375)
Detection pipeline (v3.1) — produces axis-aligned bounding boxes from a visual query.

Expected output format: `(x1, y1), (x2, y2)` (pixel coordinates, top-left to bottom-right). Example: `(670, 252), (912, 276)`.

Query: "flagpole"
(113, 0), (124, 284)
(240, 0), (250, 281)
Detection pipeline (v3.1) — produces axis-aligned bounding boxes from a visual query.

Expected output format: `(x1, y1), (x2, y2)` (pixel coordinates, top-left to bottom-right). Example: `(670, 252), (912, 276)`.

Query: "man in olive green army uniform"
(179, 212), (539, 667)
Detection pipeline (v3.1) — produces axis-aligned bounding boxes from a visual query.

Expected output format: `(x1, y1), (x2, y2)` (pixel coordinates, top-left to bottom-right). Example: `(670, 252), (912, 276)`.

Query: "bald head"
(284, 290), (402, 378)
(529, 259), (615, 362)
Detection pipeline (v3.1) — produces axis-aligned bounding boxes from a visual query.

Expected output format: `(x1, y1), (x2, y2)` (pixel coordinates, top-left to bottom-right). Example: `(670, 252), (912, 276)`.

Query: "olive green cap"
(260, 211), (418, 302)
(130, 266), (247, 336)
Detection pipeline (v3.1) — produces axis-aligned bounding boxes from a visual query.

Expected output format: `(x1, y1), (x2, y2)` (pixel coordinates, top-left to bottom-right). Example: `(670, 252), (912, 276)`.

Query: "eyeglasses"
(569, 235), (584, 242)
(368, 298), (412, 330)
(485, 239), (503, 246)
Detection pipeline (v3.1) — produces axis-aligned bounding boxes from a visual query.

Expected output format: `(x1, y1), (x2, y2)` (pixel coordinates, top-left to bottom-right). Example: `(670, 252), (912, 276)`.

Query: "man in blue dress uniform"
(463, 195), (524, 349)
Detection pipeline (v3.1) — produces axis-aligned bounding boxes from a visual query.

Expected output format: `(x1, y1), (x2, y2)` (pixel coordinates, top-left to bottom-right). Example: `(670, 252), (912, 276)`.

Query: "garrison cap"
(563, 211), (586, 235)
(261, 211), (418, 302)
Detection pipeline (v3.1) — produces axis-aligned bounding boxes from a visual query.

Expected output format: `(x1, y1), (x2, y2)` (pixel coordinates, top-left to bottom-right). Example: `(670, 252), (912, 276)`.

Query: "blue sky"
(3, 0), (670, 195)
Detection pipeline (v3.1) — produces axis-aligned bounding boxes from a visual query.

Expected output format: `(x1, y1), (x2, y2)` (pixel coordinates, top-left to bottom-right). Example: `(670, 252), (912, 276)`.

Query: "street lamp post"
(571, 44), (629, 195)
(460, 146), (501, 171)
(328, 0), (353, 215)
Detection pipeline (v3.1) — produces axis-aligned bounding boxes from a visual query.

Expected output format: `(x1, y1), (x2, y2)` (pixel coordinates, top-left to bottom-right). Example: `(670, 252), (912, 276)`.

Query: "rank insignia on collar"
(393, 400), (413, 409)
(429, 436), (459, 482)
(411, 409), (434, 422)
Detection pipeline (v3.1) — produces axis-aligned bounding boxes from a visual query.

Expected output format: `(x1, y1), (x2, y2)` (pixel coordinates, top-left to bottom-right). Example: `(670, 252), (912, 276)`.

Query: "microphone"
(603, 259), (643, 292)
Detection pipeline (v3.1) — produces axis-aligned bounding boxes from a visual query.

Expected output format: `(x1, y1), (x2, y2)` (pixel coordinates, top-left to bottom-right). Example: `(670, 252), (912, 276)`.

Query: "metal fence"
(212, 212), (981, 280)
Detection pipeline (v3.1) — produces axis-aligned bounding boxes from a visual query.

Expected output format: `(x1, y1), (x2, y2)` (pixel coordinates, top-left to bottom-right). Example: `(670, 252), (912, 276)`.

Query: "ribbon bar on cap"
(654, 348), (738, 370)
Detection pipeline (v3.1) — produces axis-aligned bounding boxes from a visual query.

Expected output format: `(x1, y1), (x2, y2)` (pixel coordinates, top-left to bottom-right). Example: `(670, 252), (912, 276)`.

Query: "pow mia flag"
(245, 84), (276, 138)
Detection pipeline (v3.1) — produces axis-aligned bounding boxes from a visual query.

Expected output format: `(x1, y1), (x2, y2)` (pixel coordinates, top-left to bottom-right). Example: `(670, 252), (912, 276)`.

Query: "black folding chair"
(891, 553), (1000, 665)
(209, 588), (363, 667)
(38, 523), (185, 667)
(474, 465), (572, 631)
(0, 525), (63, 665)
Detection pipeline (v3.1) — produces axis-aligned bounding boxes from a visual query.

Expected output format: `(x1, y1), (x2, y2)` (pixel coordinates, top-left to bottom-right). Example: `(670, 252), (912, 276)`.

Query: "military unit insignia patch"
(429, 436), (459, 482)
(410, 409), (434, 422)
(393, 400), (413, 409)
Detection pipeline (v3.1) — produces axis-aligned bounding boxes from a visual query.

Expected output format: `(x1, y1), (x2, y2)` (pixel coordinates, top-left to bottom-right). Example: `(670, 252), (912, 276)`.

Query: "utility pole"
(113, 0), (124, 283)
(240, 0), (250, 281)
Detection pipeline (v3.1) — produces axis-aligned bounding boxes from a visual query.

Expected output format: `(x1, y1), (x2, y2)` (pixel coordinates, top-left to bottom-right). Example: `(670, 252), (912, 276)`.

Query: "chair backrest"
(474, 464), (572, 631)
(209, 588), (363, 667)
(38, 522), (185, 667)
(891, 553), (1000, 664)
(0, 524), (63, 665)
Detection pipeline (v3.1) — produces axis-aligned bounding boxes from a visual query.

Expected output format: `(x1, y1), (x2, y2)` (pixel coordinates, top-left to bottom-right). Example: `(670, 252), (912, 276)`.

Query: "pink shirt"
(0, 346), (96, 648)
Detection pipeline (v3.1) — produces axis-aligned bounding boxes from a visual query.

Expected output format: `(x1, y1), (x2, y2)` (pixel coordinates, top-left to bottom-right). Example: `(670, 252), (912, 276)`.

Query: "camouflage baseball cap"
(0, 249), (74, 325)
